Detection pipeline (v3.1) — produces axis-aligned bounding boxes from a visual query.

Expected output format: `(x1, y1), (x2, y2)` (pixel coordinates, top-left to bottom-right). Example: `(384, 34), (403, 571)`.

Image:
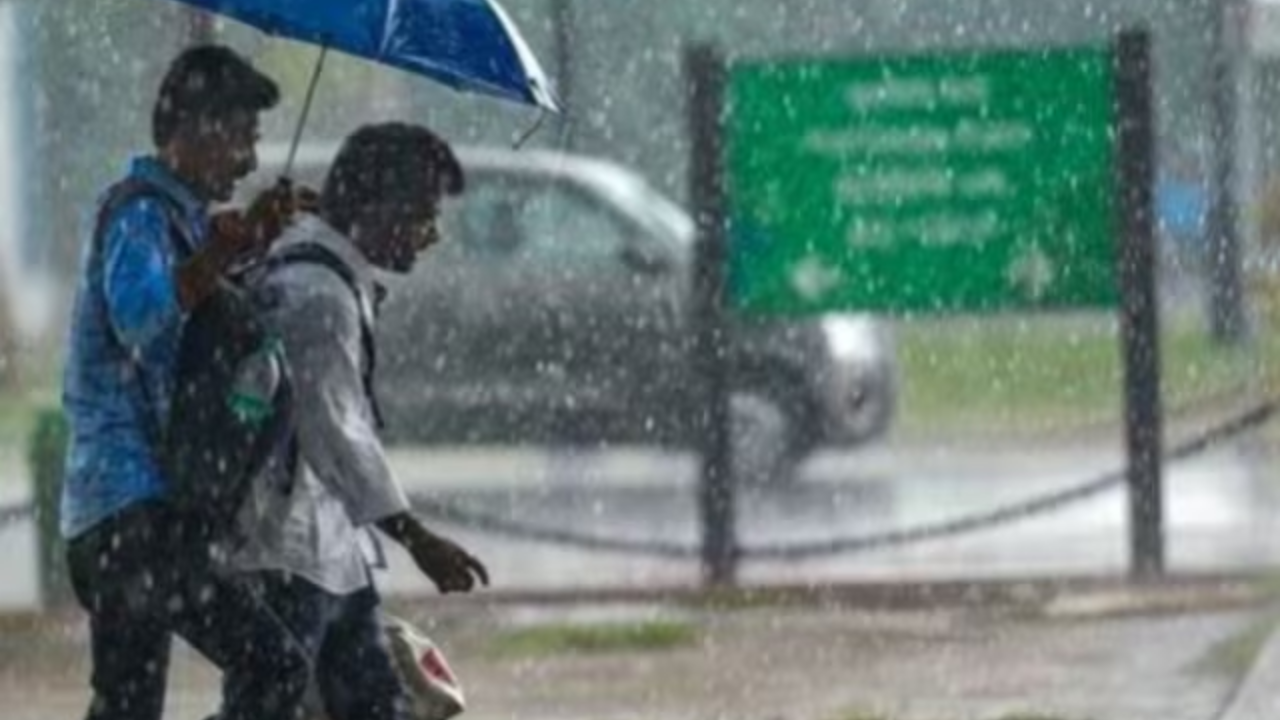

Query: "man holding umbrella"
(61, 45), (313, 720)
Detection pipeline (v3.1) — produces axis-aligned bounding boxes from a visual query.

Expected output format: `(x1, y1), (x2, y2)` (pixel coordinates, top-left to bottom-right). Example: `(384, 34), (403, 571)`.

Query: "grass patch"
(991, 715), (1090, 720)
(894, 312), (1275, 438)
(486, 620), (699, 658)
(824, 707), (1085, 712)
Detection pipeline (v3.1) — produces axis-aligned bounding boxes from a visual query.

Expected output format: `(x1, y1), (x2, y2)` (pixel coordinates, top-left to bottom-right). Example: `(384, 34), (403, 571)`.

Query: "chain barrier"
(4, 398), (1275, 559)
(748, 398), (1278, 560)
(406, 496), (700, 559)
(407, 398), (1280, 561)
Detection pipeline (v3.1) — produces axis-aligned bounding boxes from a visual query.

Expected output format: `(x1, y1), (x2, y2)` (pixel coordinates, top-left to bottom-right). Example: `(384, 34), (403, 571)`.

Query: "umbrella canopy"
(171, 0), (558, 111)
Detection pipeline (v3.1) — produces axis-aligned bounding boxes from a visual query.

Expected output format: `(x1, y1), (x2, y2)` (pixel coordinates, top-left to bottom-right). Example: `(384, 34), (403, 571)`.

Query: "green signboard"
(726, 47), (1118, 316)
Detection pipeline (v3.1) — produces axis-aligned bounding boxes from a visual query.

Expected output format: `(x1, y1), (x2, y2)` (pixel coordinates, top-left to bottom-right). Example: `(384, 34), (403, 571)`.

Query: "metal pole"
(550, 0), (574, 150)
(1207, 0), (1248, 344)
(685, 45), (737, 588)
(1115, 29), (1165, 580)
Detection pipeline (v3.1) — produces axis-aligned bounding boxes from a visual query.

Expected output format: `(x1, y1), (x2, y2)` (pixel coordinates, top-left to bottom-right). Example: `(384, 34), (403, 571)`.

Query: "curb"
(1213, 605), (1280, 720)
(386, 572), (1269, 615)
(4, 572), (1268, 637)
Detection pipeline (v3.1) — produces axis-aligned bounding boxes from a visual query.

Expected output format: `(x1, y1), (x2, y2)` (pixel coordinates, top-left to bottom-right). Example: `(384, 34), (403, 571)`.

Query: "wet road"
(0, 437), (1275, 609)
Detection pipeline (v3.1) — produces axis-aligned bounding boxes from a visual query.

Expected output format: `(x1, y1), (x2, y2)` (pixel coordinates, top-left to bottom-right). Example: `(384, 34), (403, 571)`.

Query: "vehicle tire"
(729, 390), (801, 487)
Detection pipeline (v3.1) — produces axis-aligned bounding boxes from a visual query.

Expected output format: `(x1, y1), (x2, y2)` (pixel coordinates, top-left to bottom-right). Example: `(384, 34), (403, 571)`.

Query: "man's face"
(188, 110), (261, 202)
(361, 195), (444, 274)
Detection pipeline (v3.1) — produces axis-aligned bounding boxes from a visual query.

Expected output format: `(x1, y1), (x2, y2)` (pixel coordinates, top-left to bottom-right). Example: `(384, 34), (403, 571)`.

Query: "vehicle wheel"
(729, 390), (800, 486)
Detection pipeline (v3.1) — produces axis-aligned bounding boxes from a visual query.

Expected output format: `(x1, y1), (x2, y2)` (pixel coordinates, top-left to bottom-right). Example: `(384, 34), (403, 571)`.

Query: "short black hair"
(321, 122), (465, 228)
(152, 45), (279, 148)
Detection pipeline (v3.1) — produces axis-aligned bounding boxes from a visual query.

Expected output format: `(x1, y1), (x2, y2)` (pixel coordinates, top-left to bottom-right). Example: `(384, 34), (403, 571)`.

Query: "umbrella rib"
(378, 0), (403, 56)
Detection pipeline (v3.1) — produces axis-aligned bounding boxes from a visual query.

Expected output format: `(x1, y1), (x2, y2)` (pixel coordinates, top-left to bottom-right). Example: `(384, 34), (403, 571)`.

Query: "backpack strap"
(265, 242), (386, 431)
(264, 242), (392, 571)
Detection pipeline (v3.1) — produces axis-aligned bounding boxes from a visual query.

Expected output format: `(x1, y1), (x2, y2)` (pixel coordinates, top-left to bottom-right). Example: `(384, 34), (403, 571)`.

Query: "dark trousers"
(67, 501), (310, 720)
(254, 572), (409, 720)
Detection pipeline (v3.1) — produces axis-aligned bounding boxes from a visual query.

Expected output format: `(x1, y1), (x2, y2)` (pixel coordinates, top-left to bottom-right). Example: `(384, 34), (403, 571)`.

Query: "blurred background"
(2, 0), (1280, 601)
(9, 3), (1280, 720)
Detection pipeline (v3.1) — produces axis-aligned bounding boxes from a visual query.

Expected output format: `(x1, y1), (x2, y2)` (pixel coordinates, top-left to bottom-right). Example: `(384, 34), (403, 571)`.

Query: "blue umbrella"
(170, 0), (560, 172)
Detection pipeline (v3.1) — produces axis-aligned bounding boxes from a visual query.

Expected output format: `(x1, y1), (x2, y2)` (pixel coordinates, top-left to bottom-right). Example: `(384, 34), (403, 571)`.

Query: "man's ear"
(348, 212), (387, 259)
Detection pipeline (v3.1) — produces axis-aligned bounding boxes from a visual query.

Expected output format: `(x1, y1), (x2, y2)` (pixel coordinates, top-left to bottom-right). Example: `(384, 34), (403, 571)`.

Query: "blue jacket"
(60, 157), (209, 540)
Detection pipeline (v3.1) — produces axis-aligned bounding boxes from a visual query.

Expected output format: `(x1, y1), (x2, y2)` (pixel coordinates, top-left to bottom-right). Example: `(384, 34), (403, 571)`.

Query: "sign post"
(687, 45), (737, 587)
(690, 31), (1162, 580)
(1114, 30), (1164, 579)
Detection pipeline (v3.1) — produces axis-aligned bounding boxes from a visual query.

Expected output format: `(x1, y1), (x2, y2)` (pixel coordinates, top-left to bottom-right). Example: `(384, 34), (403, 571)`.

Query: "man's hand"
(377, 513), (489, 594)
(408, 532), (490, 594)
(211, 179), (319, 259)
(178, 180), (318, 311)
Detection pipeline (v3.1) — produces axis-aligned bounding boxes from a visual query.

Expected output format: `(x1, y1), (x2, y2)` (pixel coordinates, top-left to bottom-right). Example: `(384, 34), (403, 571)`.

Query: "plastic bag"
(383, 614), (467, 720)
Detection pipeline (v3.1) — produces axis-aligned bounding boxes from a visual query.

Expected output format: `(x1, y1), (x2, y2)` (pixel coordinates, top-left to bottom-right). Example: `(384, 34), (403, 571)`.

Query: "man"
(232, 122), (489, 720)
(61, 45), (311, 720)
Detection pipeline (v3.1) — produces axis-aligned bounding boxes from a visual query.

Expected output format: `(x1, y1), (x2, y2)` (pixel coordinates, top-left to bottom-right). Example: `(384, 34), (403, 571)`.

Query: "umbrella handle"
(283, 46), (329, 180)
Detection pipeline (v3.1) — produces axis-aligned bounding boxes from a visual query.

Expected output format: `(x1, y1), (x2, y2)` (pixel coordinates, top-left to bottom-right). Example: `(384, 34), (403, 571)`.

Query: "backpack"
(162, 266), (295, 542)
(164, 239), (381, 544)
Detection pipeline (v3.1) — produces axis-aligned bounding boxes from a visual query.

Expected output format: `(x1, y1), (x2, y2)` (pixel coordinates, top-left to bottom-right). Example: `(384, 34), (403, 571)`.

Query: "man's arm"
(282, 288), (408, 522)
(173, 219), (242, 311)
(103, 180), (312, 351)
(103, 197), (269, 349)
(280, 285), (488, 592)
(175, 179), (309, 311)
(375, 513), (489, 593)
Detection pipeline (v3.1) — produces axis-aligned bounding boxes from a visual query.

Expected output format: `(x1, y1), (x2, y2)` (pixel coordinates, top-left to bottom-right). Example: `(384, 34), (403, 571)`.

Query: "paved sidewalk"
(1212, 603), (1280, 720)
(0, 582), (1268, 720)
